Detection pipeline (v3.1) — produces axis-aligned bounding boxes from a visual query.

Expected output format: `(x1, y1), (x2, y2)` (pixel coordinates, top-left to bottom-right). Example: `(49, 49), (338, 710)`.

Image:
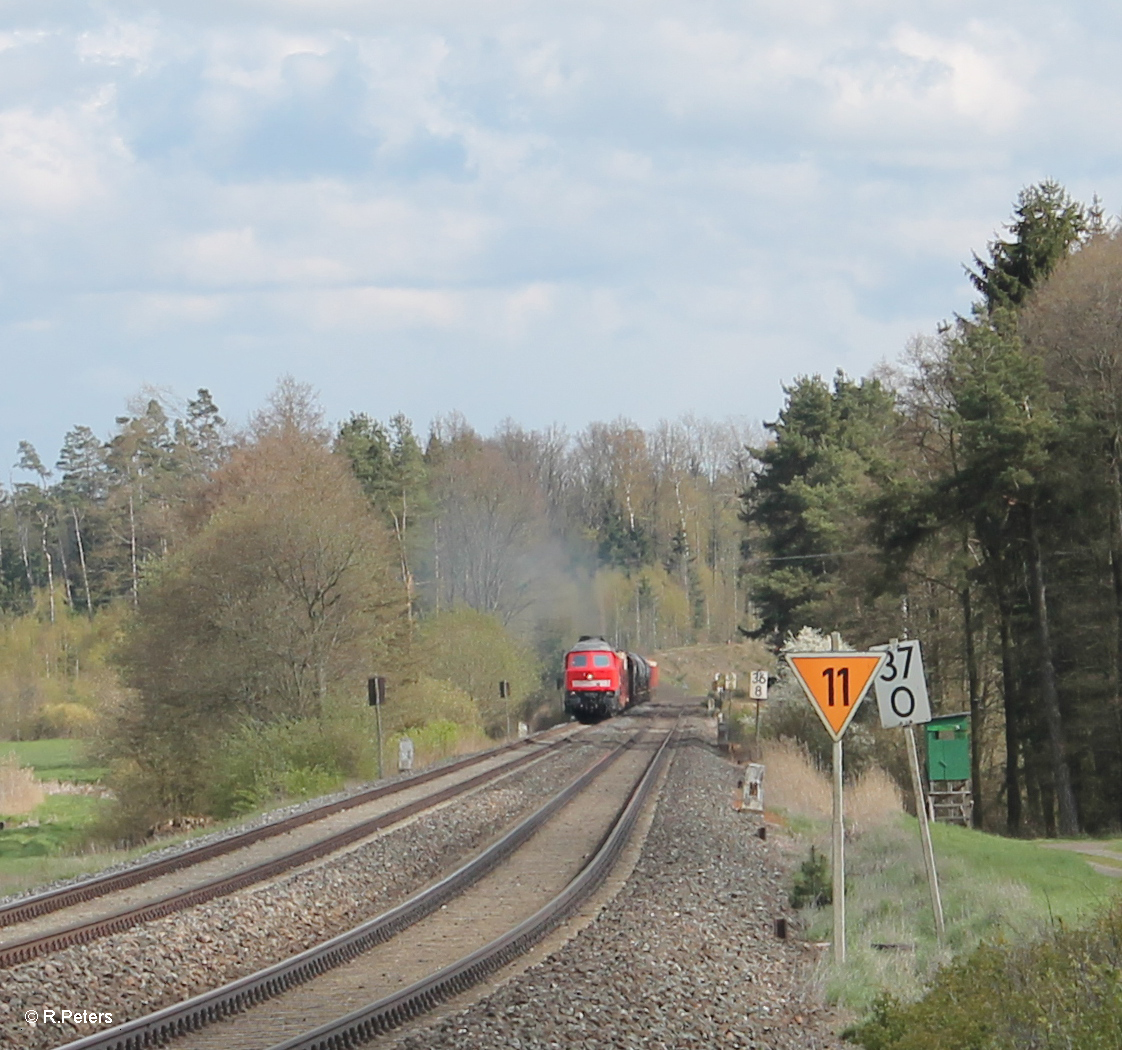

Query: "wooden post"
(906, 722), (945, 940)
(830, 630), (846, 964)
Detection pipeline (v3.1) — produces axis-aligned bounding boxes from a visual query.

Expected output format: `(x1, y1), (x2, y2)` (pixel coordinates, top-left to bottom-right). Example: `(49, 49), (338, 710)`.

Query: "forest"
(2, 180), (1121, 842)
(0, 380), (754, 829)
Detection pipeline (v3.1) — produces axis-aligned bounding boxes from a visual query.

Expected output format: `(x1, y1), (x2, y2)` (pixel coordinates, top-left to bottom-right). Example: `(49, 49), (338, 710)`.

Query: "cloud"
(1, 2), (1120, 461)
(0, 105), (107, 211)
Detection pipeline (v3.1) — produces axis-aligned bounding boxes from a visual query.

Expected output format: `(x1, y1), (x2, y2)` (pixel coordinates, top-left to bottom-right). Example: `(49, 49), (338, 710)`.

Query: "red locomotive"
(562, 636), (659, 723)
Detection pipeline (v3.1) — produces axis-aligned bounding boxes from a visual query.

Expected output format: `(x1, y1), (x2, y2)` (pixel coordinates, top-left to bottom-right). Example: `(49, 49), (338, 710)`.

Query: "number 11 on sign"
(821, 666), (849, 706)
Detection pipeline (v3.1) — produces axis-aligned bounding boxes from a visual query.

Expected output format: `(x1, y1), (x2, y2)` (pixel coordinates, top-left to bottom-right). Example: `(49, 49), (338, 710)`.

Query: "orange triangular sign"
(785, 651), (887, 741)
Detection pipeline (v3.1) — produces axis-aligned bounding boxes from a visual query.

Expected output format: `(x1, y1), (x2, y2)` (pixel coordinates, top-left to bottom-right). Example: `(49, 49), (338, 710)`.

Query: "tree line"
(746, 181), (1122, 837)
(0, 381), (757, 828)
(2, 398), (755, 660)
(8, 180), (1121, 839)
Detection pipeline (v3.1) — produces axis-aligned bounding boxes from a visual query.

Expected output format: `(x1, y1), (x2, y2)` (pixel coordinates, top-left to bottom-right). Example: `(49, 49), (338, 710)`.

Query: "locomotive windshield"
(568, 653), (588, 667)
(593, 654), (611, 667)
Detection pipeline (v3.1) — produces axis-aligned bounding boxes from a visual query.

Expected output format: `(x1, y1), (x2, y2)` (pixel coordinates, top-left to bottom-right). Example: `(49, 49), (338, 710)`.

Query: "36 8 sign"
(871, 639), (932, 728)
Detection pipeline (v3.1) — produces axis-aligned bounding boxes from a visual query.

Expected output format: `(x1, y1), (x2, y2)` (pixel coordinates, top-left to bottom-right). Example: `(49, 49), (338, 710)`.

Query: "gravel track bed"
(1, 737), (604, 1049)
(0, 737), (571, 912)
(390, 720), (846, 1050)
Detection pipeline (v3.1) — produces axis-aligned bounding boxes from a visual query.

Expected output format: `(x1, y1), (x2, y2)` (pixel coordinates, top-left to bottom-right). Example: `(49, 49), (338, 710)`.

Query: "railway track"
(57, 717), (677, 1050)
(0, 726), (584, 968)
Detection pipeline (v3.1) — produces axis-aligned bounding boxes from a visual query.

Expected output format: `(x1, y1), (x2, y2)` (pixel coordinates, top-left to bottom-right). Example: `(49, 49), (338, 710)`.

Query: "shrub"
(207, 718), (347, 817)
(34, 703), (98, 738)
(845, 901), (1122, 1049)
(790, 845), (832, 909)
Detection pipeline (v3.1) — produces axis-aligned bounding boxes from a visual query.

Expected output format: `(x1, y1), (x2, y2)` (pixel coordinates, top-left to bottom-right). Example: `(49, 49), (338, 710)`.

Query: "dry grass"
(651, 640), (775, 696)
(761, 738), (832, 819)
(760, 738), (902, 829)
(0, 751), (44, 815)
(847, 765), (904, 834)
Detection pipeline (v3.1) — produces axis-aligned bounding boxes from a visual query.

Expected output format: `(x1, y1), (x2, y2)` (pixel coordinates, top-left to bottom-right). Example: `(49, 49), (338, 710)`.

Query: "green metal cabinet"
(924, 713), (971, 782)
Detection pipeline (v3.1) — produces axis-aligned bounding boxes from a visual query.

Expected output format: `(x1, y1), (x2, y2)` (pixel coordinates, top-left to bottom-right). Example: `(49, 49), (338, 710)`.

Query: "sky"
(2, 1), (1121, 469)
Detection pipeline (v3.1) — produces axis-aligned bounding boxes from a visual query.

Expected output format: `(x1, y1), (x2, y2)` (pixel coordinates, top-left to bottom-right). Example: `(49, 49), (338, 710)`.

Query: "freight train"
(562, 636), (659, 723)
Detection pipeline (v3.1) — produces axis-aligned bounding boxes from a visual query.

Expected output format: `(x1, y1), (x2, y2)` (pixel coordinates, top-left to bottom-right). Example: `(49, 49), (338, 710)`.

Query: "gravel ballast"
(390, 720), (846, 1050)
(0, 737), (569, 912)
(1, 738), (603, 1049)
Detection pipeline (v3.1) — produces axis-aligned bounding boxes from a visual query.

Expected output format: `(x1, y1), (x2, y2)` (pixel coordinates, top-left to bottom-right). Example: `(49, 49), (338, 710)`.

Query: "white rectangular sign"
(749, 670), (768, 700)
(871, 639), (932, 728)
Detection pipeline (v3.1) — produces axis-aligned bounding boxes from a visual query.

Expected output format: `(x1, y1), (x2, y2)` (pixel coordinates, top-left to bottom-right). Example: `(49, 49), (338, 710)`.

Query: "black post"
(368, 676), (386, 778)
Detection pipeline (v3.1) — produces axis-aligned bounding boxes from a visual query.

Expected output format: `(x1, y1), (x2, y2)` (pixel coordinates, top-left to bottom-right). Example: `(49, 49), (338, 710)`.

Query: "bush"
(790, 845), (832, 908)
(386, 719), (482, 770)
(207, 718), (348, 817)
(418, 610), (539, 737)
(380, 676), (483, 736)
(845, 901), (1122, 1049)
(34, 703), (98, 738)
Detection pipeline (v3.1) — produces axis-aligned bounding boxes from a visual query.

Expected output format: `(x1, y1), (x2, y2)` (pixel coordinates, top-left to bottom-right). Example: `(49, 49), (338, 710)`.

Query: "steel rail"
(55, 732), (644, 1050)
(270, 724), (677, 1050)
(0, 734), (577, 968)
(0, 729), (573, 932)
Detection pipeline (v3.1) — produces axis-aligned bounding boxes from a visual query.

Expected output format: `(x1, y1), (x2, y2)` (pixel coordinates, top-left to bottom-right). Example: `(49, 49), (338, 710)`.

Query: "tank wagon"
(562, 636), (659, 723)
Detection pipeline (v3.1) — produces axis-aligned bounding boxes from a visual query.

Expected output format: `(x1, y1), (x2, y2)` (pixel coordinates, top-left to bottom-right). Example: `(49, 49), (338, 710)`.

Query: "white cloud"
(180, 226), (352, 286)
(298, 286), (463, 330)
(77, 20), (159, 68)
(0, 107), (105, 211)
(1, 1), (1120, 460)
(124, 292), (228, 333)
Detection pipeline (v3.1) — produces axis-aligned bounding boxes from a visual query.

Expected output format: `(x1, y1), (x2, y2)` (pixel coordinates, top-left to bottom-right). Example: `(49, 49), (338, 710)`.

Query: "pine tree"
(967, 180), (1086, 313)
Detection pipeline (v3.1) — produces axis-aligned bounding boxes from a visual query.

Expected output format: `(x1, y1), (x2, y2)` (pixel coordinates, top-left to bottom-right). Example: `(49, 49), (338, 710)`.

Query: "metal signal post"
(873, 638), (944, 942)
(785, 635), (886, 965)
(829, 632), (846, 965)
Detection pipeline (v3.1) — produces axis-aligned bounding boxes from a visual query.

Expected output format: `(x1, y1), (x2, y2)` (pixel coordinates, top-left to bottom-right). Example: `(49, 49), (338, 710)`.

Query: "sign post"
(786, 637), (886, 964)
(368, 676), (386, 779)
(499, 680), (512, 739)
(872, 639), (944, 941)
(749, 670), (769, 757)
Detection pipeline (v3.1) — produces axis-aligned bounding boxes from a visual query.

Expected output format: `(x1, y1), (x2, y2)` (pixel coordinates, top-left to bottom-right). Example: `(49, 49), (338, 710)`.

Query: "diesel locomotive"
(562, 636), (659, 723)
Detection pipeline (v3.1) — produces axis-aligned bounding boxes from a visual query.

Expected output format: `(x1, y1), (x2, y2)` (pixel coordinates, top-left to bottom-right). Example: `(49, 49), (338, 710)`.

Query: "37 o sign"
(871, 639), (933, 729)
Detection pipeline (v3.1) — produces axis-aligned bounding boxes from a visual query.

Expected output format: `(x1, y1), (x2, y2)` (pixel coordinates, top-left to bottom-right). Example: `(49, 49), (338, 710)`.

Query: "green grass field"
(799, 814), (1121, 1014)
(0, 738), (106, 782)
(933, 821), (1119, 923)
(0, 795), (108, 857)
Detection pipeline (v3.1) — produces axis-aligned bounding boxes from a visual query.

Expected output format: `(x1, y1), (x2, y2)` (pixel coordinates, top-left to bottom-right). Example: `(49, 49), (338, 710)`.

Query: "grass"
(0, 795), (109, 857)
(649, 639), (774, 695)
(0, 795), (270, 900)
(932, 821), (1118, 924)
(800, 815), (1119, 1016)
(0, 729), (494, 900)
(0, 738), (106, 782)
(0, 793), (122, 897)
(765, 740), (1121, 1018)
